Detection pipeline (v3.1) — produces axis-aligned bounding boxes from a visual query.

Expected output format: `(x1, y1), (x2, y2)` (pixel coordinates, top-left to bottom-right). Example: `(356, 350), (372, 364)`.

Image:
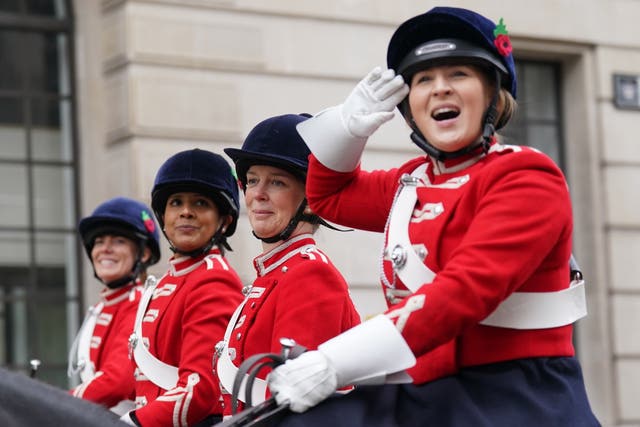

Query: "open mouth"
(432, 107), (460, 121)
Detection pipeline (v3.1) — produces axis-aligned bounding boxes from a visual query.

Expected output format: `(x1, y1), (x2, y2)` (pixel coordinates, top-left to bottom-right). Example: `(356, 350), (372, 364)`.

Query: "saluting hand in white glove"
(340, 66), (409, 138)
(267, 351), (337, 413)
(297, 67), (409, 173)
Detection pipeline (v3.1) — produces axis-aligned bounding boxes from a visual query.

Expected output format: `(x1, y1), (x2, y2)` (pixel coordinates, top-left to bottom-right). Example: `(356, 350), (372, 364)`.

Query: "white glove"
(341, 66), (409, 138)
(267, 351), (338, 413)
(296, 67), (409, 173)
(119, 411), (137, 426)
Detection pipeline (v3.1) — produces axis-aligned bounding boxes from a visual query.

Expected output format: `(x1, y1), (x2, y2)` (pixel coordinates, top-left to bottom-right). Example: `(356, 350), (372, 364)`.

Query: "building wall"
(73, 0), (640, 425)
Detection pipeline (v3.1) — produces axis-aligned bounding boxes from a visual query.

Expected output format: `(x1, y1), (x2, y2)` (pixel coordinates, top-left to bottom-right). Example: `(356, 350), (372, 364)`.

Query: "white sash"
(216, 287), (268, 405)
(109, 399), (136, 416)
(130, 276), (179, 390)
(385, 165), (587, 330)
(68, 302), (103, 382)
(386, 165), (435, 286)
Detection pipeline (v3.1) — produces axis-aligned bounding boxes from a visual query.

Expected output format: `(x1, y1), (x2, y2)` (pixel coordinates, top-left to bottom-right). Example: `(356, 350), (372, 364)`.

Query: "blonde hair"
(495, 87), (517, 130)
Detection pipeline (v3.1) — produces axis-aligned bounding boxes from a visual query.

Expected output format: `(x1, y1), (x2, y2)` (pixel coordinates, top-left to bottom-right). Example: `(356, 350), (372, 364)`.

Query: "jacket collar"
(169, 247), (222, 276)
(253, 234), (315, 277)
(428, 136), (497, 175)
(100, 280), (139, 305)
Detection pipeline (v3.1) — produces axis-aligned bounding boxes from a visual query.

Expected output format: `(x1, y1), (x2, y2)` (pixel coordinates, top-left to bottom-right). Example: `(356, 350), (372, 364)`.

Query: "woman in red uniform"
(218, 114), (360, 415)
(121, 149), (244, 427)
(69, 197), (160, 415)
(267, 7), (600, 426)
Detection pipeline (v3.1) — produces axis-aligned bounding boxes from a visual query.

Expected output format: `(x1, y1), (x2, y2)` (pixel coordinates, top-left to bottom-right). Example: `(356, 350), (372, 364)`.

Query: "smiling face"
(91, 234), (142, 284)
(162, 192), (230, 253)
(244, 165), (309, 245)
(408, 62), (491, 153)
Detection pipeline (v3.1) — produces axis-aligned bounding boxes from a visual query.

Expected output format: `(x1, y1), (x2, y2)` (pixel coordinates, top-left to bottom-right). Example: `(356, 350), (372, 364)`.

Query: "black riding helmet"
(151, 148), (240, 256)
(226, 114), (312, 191)
(78, 197), (161, 289)
(387, 7), (517, 160)
(225, 114), (343, 244)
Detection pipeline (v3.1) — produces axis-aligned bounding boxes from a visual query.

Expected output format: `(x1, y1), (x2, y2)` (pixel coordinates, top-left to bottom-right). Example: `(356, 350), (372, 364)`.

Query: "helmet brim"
(398, 39), (508, 82)
(78, 218), (161, 266)
(387, 7), (516, 98)
(224, 148), (307, 187)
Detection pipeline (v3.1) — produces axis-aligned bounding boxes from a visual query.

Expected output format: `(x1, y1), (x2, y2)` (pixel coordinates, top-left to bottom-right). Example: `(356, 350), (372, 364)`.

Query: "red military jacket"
(306, 141), (576, 384)
(222, 234), (360, 415)
(70, 282), (141, 407)
(133, 249), (243, 427)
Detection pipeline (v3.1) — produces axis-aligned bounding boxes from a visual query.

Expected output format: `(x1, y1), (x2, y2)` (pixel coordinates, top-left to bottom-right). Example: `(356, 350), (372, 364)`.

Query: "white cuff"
(318, 314), (416, 387)
(296, 106), (367, 173)
(119, 412), (136, 426)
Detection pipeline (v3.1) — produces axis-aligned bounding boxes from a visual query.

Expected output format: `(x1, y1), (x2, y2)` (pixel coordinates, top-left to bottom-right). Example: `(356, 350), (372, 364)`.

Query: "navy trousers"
(272, 357), (600, 427)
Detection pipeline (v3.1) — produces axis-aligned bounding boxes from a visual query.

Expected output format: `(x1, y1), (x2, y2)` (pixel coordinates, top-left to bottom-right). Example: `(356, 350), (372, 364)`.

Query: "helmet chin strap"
(100, 242), (146, 289)
(103, 272), (137, 289)
(168, 223), (230, 257)
(253, 200), (308, 244)
(252, 198), (351, 244)
(409, 69), (501, 161)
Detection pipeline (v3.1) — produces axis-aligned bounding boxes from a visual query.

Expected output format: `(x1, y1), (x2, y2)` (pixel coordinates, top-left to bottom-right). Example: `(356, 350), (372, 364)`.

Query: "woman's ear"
(221, 215), (233, 234)
(141, 246), (152, 264)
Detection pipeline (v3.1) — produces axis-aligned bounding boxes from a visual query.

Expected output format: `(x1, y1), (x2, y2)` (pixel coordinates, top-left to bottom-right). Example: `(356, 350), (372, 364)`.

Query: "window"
(501, 60), (586, 349)
(0, 0), (79, 387)
(501, 60), (565, 169)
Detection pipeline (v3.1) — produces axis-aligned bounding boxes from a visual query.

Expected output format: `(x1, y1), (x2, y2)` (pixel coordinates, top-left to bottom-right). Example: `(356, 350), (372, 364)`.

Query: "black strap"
(231, 352), (283, 414)
(253, 199), (351, 244)
(216, 340), (306, 427)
